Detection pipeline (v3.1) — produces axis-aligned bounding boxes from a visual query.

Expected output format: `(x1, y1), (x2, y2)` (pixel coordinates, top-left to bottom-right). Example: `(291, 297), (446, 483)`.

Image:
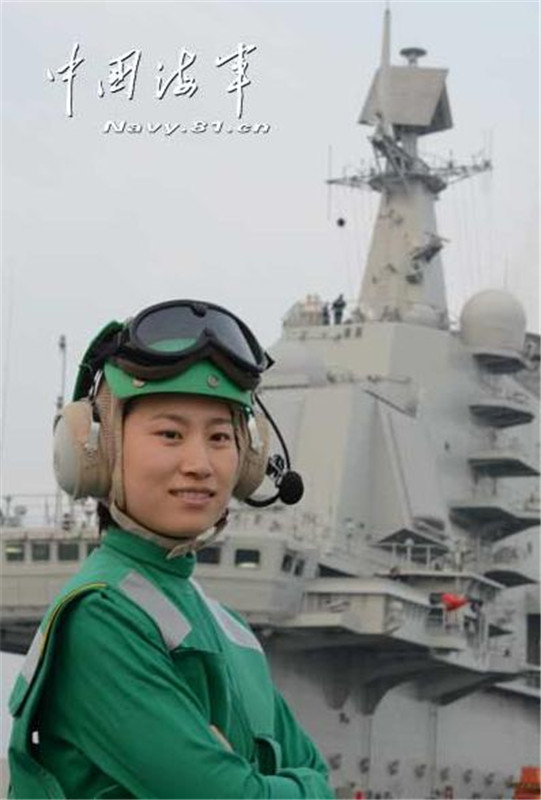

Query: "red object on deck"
(441, 593), (468, 611)
(513, 766), (541, 799)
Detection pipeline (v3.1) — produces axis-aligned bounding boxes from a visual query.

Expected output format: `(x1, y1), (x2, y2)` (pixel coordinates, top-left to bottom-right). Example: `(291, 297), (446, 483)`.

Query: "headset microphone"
(267, 455), (304, 505)
(277, 470), (304, 505)
(244, 398), (304, 509)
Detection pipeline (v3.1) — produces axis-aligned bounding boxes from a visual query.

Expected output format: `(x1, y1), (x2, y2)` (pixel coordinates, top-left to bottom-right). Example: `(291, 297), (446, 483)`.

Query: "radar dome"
(264, 339), (327, 388)
(459, 289), (527, 351)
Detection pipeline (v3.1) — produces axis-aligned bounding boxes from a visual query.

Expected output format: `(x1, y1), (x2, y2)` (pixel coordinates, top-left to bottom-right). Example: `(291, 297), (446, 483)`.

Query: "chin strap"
(166, 509), (230, 560)
(108, 501), (230, 561)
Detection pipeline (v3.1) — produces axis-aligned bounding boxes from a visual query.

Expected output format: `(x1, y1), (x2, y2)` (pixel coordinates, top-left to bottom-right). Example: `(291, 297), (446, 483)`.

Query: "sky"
(1, 0), (539, 506)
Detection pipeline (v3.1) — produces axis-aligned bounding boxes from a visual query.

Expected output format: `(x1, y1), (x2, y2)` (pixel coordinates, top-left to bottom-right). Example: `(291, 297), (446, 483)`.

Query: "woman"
(8, 300), (334, 799)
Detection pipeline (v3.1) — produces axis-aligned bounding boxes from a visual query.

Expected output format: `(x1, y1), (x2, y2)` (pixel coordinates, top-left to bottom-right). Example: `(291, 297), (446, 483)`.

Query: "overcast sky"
(1, 0), (539, 506)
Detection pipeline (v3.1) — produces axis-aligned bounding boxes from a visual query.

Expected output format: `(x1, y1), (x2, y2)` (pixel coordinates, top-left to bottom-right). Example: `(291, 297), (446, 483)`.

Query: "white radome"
(460, 289), (527, 352)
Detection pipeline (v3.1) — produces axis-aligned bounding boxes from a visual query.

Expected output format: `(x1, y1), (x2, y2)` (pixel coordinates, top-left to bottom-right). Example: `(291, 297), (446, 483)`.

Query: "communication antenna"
(326, 145), (333, 222)
(375, 5), (393, 138)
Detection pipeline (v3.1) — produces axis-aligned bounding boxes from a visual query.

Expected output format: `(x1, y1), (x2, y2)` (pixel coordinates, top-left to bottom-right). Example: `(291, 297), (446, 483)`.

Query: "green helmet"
(103, 358), (253, 410)
(73, 300), (269, 412)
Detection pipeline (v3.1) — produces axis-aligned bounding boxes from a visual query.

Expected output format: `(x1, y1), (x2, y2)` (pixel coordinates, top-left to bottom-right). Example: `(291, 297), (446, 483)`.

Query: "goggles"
(73, 300), (273, 400)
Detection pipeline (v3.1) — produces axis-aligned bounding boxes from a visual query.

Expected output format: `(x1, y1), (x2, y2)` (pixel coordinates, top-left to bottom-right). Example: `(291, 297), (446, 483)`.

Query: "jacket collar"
(102, 526), (197, 578)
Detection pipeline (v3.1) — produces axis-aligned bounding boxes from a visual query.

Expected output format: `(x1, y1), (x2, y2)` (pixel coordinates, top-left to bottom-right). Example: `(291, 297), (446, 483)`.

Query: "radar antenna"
(328, 21), (491, 195)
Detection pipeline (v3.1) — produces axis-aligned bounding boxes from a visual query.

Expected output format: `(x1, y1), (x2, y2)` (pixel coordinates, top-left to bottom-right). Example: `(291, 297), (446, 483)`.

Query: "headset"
(54, 301), (304, 508)
(54, 386), (304, 508)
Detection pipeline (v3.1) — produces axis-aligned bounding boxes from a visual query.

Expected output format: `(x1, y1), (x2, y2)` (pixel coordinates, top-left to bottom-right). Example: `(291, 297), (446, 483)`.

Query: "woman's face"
(122, 394), (239, 538)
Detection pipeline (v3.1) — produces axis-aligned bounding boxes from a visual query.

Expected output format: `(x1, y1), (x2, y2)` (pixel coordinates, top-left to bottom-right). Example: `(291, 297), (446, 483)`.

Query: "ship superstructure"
(1, 10), (539, 799)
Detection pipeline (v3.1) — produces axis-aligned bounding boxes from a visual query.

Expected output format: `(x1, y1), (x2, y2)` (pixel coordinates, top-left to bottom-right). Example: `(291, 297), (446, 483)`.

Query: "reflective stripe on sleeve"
(20, 628), (45, 685)
(17, 583), (107, 691)
(118, 571), (192, 650)
(190, 579), (263, 653)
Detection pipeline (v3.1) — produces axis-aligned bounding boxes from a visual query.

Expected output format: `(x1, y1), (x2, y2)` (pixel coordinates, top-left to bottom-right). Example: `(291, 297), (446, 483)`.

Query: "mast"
(328, 9), (491, 328)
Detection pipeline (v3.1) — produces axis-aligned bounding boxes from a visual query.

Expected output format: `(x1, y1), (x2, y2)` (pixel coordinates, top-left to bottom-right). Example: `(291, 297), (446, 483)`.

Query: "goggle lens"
(131, 302), (265, 370)
(73, 300), (270, 402)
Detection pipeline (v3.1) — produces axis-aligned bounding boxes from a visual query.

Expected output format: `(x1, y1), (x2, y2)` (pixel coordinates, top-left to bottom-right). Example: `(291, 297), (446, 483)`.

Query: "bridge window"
(197, 547), (221, 564)
(294, 559), (305, 576)
(281, 552), (294, 572)
(31, 542), (50, 561)
(5, 542), (24, 562)
(235, 549), (261, 569)
(58, 542), (80, 561)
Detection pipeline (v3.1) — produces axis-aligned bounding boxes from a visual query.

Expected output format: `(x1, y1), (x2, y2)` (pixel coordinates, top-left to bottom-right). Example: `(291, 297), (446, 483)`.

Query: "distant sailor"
(331, 294), (346, 325)
(8, 299), (334, 800)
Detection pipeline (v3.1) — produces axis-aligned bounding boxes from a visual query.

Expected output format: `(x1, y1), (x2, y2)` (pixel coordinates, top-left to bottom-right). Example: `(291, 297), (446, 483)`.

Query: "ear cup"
(233, 411), (270, 501)
(53, 400), (112, 500)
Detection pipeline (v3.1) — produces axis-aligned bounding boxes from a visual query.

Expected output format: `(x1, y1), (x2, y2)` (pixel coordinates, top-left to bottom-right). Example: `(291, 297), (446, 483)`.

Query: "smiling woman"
(7, 299), (334, 800)
(122, 394), (239, 538)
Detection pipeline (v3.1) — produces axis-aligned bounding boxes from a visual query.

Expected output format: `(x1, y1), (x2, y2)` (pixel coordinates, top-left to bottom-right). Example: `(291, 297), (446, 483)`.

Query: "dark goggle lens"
(132, 303), (264, 370)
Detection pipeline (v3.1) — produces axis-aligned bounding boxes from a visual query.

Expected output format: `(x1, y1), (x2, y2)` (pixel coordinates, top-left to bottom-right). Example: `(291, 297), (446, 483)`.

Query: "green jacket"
(8, 527), (335, 799)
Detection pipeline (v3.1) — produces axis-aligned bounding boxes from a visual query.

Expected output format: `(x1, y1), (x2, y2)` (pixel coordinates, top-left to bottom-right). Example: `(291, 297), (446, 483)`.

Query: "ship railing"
(1, 493), (98, 533)
(1, 496), (332, 544)
(425, 607), (489, 652)
(425, 615), (461, 635)
(228, 508), (420, 570)
(454, 485), (540, 513)
(228, 506), (334, 546)
(477, 376), (534, 406)
(282, 296), (364, 330)
(477, 431), (539, 459)
(491, 545), (519, 564)
(302, 593), (353, 615)
(298, 589), (490, 652)
(374, 541), (460, 572)
(472, 542), (539, 582)
(301, 586), (428, 622)
(488, 543), (536, 566)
